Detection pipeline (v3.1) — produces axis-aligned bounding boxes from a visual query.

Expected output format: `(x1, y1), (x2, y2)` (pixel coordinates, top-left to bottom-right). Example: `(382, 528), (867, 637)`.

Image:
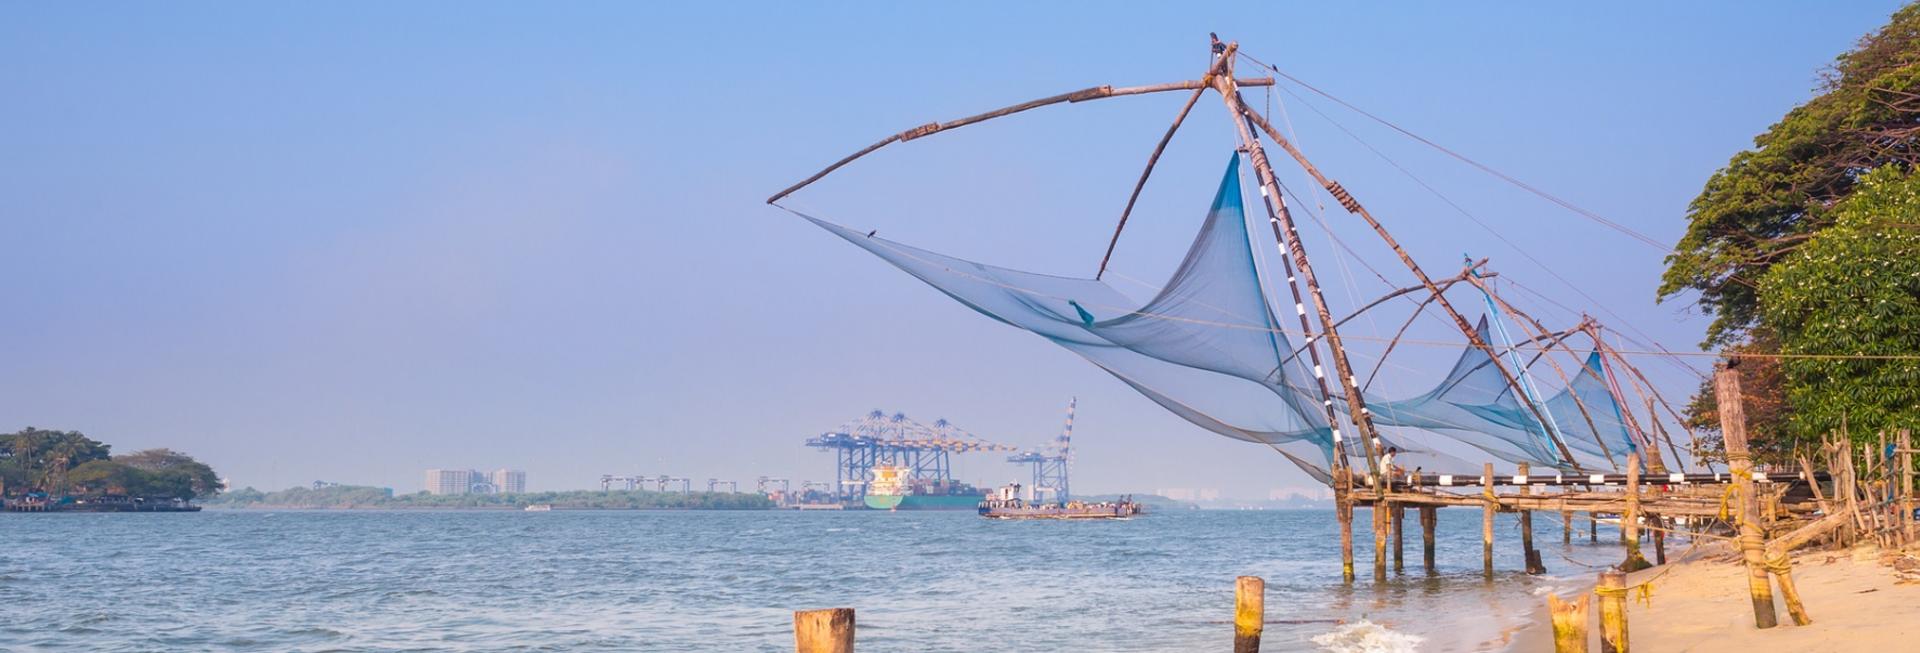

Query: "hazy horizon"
(4, 2), (1905, 496)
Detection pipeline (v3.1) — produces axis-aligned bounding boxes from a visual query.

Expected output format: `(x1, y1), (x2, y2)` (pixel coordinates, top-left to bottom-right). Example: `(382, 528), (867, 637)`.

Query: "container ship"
(861, 465), (986, 510)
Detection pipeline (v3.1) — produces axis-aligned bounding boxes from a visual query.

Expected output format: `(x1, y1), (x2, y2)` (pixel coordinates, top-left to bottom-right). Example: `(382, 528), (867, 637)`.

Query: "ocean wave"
(1311, 619), (1423, 653)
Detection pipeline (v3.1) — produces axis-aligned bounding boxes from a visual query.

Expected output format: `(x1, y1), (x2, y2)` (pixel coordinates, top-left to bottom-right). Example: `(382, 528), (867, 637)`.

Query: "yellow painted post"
(1597, 569), (1629, 653)
(1234, 576), (1264, 653)
(793, 608), (855, 653)
(1548, 593), (1590, 653)
(1714, 366), (1778, 629)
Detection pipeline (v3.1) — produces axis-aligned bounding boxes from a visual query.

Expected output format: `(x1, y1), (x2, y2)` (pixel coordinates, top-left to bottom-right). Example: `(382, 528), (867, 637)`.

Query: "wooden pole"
(1597, 569), (1629, 653)
(767, 77), (1276, 203)
(1212, 44), (1383, 583)
(794, 608), (855, 653)
(1902, 429), (1913, 542)
(1714, 365), (1778, 629)
(1483, 462), (1497, 578)
(1392, 503), (1406, 574)
(1375, 498), (1390, 582)
(1338, 472), (1355, 582)
(1563, 485), (1573, 545)
(1420, 505), (1438, 574)
(1520, 462), (1545, 574)
(1234, 576), (1264, 653)
(1239, 106), (1584, 470)
(1548, 593), (1590, 653)
(1620, 452), (1651, 572)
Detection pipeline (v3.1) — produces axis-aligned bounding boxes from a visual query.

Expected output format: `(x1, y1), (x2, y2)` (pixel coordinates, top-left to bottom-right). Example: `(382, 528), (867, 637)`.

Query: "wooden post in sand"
(1547, 593), (1590, 653)
(1620, 452), (1651, 572)
(1519, 462), (1544, 574)
(1234, 576), (1264, 653)
(1482, 462), (1497, 578)
(1392, 503), (1406, 574)
(1902, 429), (1913, 543)
(1714, 365), (1778, 629)
(1562, 489), (1573, 546)
(794, 608), (855, 653)
(1420, 505), (1438, 574)
(1597, 569), (1629, 653)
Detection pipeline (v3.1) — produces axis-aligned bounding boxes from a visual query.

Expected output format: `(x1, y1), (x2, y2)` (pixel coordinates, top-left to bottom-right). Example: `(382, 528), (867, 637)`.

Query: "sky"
(1, 2), (1908, 497)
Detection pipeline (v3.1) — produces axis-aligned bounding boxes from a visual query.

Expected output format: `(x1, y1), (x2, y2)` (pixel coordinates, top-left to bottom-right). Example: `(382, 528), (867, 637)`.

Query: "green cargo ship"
(862, 465), (986, 510)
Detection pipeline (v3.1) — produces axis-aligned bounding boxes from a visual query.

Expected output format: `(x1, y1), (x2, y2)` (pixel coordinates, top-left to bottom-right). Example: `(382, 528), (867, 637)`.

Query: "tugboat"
(977, 482), (1141, 520)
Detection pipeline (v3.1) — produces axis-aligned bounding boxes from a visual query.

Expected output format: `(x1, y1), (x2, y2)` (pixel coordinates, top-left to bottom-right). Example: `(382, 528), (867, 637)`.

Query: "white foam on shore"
(1311, 619), (1424, 653)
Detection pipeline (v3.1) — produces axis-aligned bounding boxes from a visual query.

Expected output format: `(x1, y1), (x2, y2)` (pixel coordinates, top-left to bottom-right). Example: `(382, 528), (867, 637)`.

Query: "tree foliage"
(0, 428), (221, 501)
(1757, 167), (1920, 440)
(1661, 3), (1920, 346)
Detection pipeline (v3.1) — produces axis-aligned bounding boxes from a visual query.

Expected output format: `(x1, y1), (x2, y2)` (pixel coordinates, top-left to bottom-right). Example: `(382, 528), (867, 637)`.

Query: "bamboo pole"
(1238, 105), (1583, 471)
(794, 608), (855, 653)
(1234, 576), (1264, 653)
(767, 77), (1275, 203)
(1097, 51), (1236, 279)
(1902, 429), (1913, 543)
(1620, 452), (1651, 572)
(1597, 569), (1629, 653)
(1548, 593), (1591, 653)
(1392, 503), (1405, 574)
(1483, 462), (1497, 578)
(1714, 366), (1777, 629)
(1420, 505), (1437, 574)
(1463, 277), (1616, 467)
(1213, 44), (1384, 584)
(1520, 462), (1545, 574)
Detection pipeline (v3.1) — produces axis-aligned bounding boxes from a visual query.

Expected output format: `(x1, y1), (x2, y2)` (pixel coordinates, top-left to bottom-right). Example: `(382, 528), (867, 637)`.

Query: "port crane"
(706, 478), (737, 493)
(1007, 398), (1074, 503)
(805, 410), (1017, 502)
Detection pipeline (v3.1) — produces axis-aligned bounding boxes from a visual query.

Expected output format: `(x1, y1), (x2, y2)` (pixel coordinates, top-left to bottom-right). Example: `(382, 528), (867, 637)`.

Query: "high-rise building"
(491, 469), (526, 494)
(424, 468), (527, 495)
(425, 469), (474, 495)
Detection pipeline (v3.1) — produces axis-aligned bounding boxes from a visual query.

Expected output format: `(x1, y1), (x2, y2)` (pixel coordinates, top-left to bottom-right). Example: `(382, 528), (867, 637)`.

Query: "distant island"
(207, 484), (775, 510)
(1, 427), (222, 512)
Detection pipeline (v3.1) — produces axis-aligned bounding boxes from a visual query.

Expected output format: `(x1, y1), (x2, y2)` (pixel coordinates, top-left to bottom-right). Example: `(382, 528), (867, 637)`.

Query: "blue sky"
(1, 2), (1905, 496)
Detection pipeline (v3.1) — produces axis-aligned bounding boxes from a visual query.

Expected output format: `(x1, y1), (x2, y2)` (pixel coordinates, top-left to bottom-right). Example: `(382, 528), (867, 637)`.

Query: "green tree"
(1661, 4), (1920, 346)
(1757, 166), (1920, 441)
(115, 448), (223, 500)
(67, 460), (142, 496)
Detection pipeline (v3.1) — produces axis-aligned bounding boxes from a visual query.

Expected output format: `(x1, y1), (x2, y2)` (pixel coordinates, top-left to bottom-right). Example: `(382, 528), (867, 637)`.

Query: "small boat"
(523, 504), (553, 512)
(978, 483), (1140, 520)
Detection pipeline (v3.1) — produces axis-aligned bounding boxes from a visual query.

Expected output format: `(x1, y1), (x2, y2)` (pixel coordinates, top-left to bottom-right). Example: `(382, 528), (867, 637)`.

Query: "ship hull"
(862, 493), (982, 510)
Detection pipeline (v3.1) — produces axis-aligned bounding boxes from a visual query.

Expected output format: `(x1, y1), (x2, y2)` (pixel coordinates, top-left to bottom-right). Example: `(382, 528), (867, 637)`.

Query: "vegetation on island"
(0, 427), (222, 503)
(207, 484), (776, 510)
(1666, 4), (1920, 460)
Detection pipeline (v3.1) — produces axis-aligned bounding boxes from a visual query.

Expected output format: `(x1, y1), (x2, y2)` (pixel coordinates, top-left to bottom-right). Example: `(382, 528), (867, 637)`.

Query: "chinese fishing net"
(783, 155), (1636, 482)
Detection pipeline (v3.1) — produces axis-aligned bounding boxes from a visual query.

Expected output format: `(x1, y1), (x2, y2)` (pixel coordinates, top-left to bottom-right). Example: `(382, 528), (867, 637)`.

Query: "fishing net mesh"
(788, 155), (1635, 482)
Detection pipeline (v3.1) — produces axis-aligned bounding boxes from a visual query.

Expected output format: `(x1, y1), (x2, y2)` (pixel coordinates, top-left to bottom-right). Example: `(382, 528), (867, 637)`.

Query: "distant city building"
(1155, 488), (1221, 502)
(490, 469), (526, 494)
(424, 468), (526, 495)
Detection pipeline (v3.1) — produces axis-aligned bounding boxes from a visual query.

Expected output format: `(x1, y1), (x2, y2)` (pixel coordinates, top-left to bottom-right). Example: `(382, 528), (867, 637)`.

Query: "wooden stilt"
(1392, 503), (1405, 574)
(1420, 505), (1437, 574)
(1337, 472), (1355, 583)
(1590, 512), (1598, 543)
(1597, 569), (1629, 653)
(1562, 490), (1573, 546)
(1374, 497), (1390, 582)
(1714, 366), (1778, 629)
(1234, 576), (1264, 653)
(1620, 452), (1651, 572)
(794, 608), (855, 653)
(1548, 593), (1590, 653)
(1483, 462), (1496, 578)
(1651, 514), (1667, 566)
(1519, 462), (1544, 574)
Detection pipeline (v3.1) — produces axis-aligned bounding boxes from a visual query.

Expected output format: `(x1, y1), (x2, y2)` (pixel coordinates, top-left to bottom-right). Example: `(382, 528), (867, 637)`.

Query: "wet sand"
(1508, 540), (1920, 652)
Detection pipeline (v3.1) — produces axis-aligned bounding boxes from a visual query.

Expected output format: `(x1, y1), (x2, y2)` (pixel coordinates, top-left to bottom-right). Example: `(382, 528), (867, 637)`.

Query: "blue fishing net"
(787, 155), (1635, 480)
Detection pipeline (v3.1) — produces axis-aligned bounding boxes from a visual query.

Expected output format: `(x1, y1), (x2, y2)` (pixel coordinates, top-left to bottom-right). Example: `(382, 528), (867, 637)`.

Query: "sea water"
(0, 508), (1629, 652)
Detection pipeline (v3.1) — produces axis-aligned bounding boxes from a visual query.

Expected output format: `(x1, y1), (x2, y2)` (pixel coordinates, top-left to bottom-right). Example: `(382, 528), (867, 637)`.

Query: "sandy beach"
(1508, 539), (1920, 652)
